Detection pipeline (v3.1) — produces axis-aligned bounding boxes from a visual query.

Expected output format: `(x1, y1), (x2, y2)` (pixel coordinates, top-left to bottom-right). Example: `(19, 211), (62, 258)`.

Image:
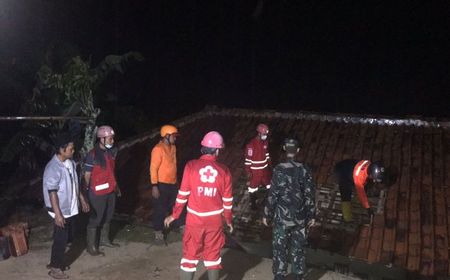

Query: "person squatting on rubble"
(83, 125), (121, 256)
(164, 131), (233, 280)
(263, 138), (316, 280)
(149, 124), (185, 245)
(244, 123), (272, 210)
(43, 133), (90, 279)
(334, 159), (385, 222)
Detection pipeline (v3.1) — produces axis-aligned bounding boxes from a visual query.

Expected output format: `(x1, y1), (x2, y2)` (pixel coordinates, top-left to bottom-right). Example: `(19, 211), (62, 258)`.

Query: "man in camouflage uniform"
(263, 138), (316, 280)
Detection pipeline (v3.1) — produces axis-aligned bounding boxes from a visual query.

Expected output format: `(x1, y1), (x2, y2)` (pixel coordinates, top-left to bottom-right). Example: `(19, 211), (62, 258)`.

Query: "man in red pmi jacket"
(164, 131), (233, 280)
(245, 123), (271, 210)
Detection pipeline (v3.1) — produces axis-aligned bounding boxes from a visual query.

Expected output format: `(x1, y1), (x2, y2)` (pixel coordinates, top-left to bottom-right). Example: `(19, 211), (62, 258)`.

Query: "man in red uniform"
(164, 131), (233, 280)
(334, 159), (385, 222)
(244, 123), (271, 210)
(84, 125), (121, 256)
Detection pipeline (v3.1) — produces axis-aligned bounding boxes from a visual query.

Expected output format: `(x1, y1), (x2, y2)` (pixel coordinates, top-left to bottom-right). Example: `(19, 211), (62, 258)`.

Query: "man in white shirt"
(43, 133), (89, 279)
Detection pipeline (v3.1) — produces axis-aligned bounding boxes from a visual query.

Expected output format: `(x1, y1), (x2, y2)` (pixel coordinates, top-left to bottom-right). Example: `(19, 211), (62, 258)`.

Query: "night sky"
(0, 1), (449, 121)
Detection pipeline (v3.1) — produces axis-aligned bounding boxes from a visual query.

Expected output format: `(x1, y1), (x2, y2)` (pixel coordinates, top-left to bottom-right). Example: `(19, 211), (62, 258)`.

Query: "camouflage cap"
(283, 138), (299, 153)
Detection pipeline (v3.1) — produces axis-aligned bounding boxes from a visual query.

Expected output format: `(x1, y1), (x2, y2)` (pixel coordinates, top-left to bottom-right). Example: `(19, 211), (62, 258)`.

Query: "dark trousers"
(334, 159), (359, 202)
(338, 184), (353, 202)
(152, 183), (185, 231)
(49, 216), (75, 269)
(88, 191), (116, 228)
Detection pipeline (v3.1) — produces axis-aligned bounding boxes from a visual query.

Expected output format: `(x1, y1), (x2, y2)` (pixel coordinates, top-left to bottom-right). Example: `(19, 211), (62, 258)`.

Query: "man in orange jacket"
(334, 159), (384, 222)
(150, 124), (182, 245)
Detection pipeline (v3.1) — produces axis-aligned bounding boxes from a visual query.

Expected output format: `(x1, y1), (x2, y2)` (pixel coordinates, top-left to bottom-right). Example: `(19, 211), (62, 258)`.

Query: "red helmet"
(201, 131), (224, 149)
(97, 125), (115, 138)
(257, 123), (269, 134)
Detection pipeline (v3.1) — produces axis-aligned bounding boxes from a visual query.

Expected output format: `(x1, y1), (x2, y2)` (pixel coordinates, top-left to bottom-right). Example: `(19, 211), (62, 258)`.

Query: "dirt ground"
(0, 210), (360, 280)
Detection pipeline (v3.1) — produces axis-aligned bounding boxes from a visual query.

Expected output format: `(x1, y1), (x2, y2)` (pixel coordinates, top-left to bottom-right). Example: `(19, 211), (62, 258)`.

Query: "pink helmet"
(257, 123), (269, 134)
(97, 125), (115, 138)
(201, 131), (224, 149)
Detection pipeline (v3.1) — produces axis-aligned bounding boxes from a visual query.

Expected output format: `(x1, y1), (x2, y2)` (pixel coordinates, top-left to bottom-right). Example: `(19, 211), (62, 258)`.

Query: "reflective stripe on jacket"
(353, 160), (370, 209)
(172, 154), (233, 227)
(244, 137), (270, 174)
(89, 150), (117, 195)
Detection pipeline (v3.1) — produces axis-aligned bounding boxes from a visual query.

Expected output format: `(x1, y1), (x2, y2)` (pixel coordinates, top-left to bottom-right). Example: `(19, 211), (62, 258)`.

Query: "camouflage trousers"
(272, 225), (307, 278)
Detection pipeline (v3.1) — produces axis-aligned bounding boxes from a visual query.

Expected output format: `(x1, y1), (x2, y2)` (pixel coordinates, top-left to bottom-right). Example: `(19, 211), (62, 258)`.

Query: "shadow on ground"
(65, 214), (135, 267)
(197, 249), (264, 280)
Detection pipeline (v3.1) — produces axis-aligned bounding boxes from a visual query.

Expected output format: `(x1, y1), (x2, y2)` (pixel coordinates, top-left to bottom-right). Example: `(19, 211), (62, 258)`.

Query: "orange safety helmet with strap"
(160, 125), (178, 137)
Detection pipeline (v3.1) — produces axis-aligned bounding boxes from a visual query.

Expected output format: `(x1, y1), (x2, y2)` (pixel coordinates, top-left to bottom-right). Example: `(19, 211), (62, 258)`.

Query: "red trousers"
(248, 169), (272, 192)
(180, 225), (225, 272)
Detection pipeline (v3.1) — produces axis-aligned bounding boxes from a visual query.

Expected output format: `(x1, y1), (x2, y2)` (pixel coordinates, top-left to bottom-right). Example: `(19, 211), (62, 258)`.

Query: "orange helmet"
(160, 125), (178, 137)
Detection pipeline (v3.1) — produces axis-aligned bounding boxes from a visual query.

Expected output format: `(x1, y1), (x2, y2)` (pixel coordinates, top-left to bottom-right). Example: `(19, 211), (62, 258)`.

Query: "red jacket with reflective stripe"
(172, 154), (233, 227)
(353, 160), (370, 209)
(89, 150), (117, 195)
(244, 137), (270, 175)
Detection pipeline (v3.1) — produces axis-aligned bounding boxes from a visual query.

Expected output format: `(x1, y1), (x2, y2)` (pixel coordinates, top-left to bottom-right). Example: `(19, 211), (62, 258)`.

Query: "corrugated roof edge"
(117, 105), (450, 151)
(202, 105), (450, 128)
(117, 110), (207, 151)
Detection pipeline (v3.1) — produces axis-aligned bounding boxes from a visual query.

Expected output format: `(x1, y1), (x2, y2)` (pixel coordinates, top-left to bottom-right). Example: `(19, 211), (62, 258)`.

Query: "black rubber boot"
(180, 270), (194, 280)
(100, 223), (120, 248)
(207, 269), (220, 280)
(86, 227), (104, 256)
